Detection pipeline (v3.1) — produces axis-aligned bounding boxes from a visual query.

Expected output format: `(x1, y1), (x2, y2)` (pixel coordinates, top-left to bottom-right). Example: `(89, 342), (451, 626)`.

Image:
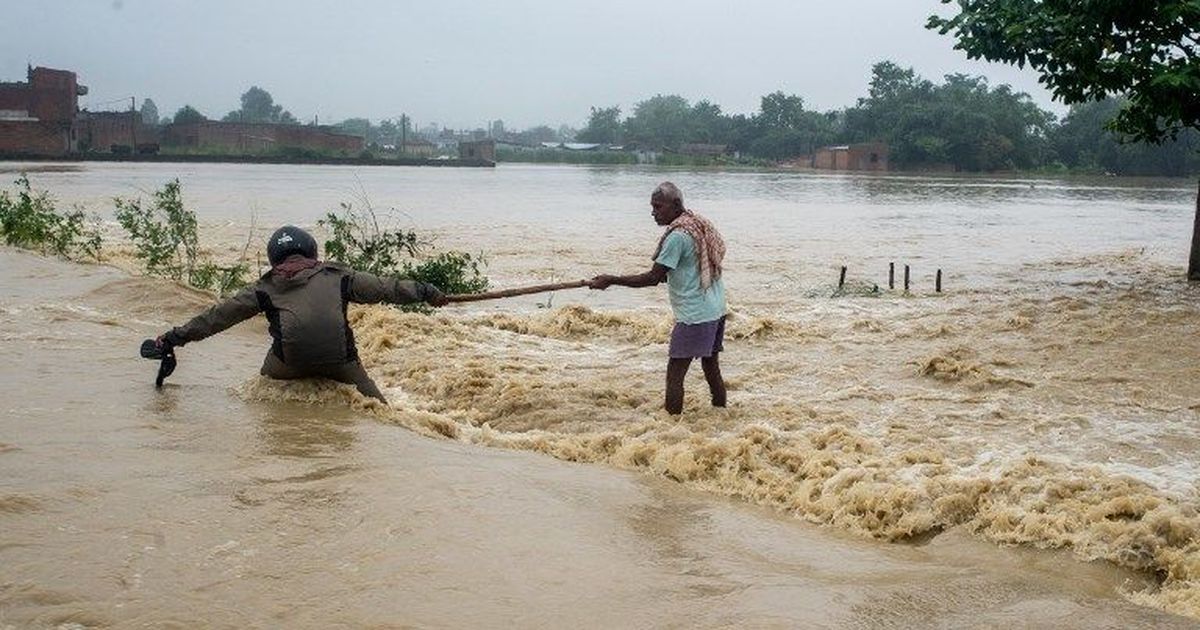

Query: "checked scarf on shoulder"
(652, 209), (726, 290)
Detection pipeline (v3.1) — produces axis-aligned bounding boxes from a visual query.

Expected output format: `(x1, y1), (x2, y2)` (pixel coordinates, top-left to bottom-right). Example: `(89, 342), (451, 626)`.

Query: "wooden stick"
(936, 269), (942, 293)
(838, 265), (847, 288)
(445, 280), (589, 303)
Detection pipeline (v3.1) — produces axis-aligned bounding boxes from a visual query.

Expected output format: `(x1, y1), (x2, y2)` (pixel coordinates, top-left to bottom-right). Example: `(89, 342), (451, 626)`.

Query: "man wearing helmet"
(154, 225), (447, 402)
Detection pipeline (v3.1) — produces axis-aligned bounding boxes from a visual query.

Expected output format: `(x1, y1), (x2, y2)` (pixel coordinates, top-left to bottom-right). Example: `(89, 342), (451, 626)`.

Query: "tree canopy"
(927, 0), (1200, 143)
(844, 62), (1053, 170)
(928, 0), (1200, 278)
(140, 98), (159, 126)
(172, 105), (206, 125)
(576, 106), (623, 144)
(223, 86), (297, 124)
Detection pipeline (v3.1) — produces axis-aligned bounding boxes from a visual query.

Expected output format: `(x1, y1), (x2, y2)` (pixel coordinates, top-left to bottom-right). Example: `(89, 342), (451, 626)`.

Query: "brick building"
(0, 66), (87, 156)
(812, 142), (889, 171)
(399, 139), (436, 157)
(162, 121), (364, 155)
(458, 139), (495, 162)
(79, 111), (160, 153)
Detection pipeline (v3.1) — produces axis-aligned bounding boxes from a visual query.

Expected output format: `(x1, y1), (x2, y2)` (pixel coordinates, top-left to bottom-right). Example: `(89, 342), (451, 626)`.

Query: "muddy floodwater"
(2, 162), (1199, 628)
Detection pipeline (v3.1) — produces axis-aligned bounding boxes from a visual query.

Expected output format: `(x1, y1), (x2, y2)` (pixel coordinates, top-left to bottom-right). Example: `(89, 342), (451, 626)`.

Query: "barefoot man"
(588, 181), (727, 414)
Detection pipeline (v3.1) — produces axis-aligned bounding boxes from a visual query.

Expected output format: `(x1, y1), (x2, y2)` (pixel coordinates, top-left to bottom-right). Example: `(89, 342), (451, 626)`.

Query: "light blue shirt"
(654, 230), (727, 324)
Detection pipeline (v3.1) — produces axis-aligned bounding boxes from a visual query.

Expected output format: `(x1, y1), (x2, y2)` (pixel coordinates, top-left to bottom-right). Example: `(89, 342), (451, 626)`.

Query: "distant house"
(0, 66), (87, 156)
(458, 138), (495, 162)
(811, 142), (889, 171)
(399, 139), (435, 157)
(679, 143), (729, 157)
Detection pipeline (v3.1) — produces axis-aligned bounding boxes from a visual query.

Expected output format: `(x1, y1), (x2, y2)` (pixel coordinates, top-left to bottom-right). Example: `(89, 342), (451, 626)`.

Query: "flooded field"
(2, 162), (1198, 627)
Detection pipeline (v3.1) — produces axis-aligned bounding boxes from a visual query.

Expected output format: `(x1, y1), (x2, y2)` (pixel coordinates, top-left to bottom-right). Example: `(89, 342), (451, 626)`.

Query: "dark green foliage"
(319, 203), (422, 277)
(140, 98), (160, 127)
(172, 105), (206, 125)
(842, 63), (1054, 171)
(223, 86), (297, 124)
(319, 202), (488, 312)
(568, 61), (1191, 172)
(927, 0), (1200, 144)
(0, 176), (103, 260)
(114, 179), (248, 295)
(403, 252), (489, 297)
(576, 106), (624, 144)
(1053, 98), (1200, 176)
(623, 95), (701, 149)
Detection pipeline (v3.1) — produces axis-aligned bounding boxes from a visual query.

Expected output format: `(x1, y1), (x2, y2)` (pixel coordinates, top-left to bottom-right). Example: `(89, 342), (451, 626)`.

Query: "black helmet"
(267, 225), (318, 265)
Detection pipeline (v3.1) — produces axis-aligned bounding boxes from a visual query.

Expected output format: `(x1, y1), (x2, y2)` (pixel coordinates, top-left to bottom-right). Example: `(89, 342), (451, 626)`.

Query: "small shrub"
(191, 260), (251, 296)
(115, 179), (249, 296)
(0, 175), (104, 260)
(320, 202), (422, 277)
(114, 179), (198, 280)
(319, 201), (488, 312)
(403, 251), (489, 295)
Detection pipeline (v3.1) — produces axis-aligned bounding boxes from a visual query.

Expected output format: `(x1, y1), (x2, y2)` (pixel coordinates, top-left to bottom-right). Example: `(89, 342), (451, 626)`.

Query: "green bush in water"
(319, 201), (488, 312)
(0, 175), (103, 261)
(114, 179), (249, 296)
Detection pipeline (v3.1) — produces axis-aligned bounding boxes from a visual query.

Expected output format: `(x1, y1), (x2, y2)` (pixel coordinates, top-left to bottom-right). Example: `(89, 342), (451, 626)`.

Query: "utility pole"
(400, 113), (408, 153)
(130, 96), (137, 153)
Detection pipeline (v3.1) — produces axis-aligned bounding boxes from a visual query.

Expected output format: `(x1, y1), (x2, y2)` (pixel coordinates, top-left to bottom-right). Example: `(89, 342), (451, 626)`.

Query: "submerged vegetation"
(114, 179), (251, 296)
(0, 176), (102, 261)
(0, 175), (489, 306)
(319, 201), (488, 312)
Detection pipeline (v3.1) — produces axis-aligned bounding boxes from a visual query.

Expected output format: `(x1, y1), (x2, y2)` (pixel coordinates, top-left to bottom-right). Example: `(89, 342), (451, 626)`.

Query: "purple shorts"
(668, 316), (726, 359)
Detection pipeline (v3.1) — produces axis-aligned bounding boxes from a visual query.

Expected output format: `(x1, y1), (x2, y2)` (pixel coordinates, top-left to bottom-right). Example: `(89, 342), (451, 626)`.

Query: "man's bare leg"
(700, 353), (726, 407)
(665, 357), (692, 415)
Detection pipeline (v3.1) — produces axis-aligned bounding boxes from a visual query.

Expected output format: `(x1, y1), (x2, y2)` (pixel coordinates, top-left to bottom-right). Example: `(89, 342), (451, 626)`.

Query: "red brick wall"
(0, 121), (69, 156)
(813, 144), (889, 171)
(458, 139), (495, 161)
(846, 143), (888, 171)
(163, 122), (363, 154)
(80, 113), (159, 152)
(813, 148), (839, 169)
(274, 125), (362, 153)
(28, 68), (77, 124)
(0, 83), (30, 113)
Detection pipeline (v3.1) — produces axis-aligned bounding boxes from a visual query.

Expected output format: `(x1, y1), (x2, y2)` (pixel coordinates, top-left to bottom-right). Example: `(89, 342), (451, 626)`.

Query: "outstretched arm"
(344, 270), (448, 306)
(161, 286), (261, 346)
(589, 263), (669, 290)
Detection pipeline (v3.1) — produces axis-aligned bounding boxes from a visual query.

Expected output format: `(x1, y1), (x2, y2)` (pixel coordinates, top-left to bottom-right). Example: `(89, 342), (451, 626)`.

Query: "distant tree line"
(166, 86), (298, 126)
(149, 62), (1197, 176)
(575, 60), (1198, 176)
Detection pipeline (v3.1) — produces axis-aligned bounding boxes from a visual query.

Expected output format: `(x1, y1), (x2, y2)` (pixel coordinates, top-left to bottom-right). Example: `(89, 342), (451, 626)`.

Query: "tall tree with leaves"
(224, 86), (298, 124)
(928, 0), (1200, 278)
(140, 98), (160, 126)
(172, 105), (206, 125)
(576, 106), (623, 144)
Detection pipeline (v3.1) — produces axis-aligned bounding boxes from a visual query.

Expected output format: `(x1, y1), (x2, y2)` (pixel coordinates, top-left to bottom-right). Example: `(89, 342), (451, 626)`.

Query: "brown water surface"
(2, 162), (1199, 626)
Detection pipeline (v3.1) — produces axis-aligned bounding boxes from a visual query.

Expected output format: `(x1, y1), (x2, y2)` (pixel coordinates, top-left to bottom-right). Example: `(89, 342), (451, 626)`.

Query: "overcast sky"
(2, 0), (1064, 130)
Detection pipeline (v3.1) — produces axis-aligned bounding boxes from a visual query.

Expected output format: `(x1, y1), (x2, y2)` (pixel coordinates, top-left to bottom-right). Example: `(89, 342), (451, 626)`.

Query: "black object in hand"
(140, 338), (177, 388)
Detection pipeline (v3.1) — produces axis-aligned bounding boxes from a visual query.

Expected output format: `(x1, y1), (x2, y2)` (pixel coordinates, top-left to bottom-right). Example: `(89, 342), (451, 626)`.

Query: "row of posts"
(838, 263), (942, 293)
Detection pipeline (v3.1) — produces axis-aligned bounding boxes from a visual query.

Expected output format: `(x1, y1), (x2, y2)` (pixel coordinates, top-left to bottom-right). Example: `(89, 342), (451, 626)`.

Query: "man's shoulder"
(664, 229), (695, 252)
